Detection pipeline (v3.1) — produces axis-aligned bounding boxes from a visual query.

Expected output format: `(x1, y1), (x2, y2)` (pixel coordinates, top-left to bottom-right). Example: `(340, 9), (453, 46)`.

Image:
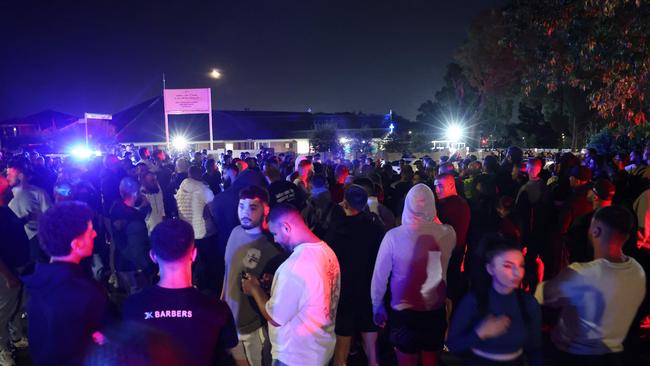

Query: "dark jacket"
(302, 190), (344, 240)
(208, 169), (268, 259)
(109, 201), (151, 272)
(23, 262), (110, 366)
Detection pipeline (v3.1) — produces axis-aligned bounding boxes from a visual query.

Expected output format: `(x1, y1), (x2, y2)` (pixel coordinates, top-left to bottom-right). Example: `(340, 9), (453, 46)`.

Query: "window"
(234, 141), (255, 150)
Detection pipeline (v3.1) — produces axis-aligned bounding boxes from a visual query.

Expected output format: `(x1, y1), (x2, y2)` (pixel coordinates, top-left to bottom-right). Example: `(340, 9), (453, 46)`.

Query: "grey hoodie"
(371, 183), (456, 311)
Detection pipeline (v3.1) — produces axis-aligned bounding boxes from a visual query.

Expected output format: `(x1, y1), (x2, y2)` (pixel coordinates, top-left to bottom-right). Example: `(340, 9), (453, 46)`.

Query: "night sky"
(0, 0), (499, 122)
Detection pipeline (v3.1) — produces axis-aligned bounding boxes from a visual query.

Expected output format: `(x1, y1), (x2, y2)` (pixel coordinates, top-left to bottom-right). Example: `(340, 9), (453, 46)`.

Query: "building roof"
(0, 110), (80, 130)
(111, 96), (395, 143)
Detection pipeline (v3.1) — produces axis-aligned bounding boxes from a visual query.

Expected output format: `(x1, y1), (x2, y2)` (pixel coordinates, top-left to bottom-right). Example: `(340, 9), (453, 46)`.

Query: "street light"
(210, 69), (222, 79)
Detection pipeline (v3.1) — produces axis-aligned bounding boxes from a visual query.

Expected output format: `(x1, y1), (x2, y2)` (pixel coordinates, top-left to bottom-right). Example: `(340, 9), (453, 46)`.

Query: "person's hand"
(475, 315), (510, 340)
(373, 304), (388, 328)
(241, 273), (260, 295)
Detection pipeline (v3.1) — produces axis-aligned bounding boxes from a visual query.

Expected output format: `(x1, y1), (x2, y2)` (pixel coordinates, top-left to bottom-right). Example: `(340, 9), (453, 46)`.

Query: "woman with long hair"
(447, 234), (542, 366)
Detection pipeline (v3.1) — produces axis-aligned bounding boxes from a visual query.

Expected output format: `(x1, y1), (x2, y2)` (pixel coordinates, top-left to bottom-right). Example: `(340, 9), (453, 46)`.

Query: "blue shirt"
(448, 289), (542, 366)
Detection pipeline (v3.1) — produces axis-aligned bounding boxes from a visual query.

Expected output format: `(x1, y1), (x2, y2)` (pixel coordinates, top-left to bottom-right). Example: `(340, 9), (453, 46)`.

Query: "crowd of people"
(0, 144), (648, 366)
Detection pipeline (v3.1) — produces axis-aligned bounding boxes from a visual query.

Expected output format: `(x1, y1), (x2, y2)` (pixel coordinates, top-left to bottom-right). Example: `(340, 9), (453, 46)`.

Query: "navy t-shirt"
(123, 286), (239, 366)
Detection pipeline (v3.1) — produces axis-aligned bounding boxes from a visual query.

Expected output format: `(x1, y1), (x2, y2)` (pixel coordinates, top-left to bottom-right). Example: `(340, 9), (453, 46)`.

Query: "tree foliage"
(310, 123), (342, 154)
(504, 0), (650, 125)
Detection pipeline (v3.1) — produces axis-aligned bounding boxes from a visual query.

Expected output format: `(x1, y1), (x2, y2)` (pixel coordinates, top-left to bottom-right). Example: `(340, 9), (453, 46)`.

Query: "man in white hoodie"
(175, 165), (217, 295)
(371, 183), (456, 366)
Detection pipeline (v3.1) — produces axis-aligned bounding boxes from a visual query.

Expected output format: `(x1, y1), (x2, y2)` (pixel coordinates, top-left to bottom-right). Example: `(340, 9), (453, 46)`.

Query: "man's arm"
(243, 277), (280, 327)
(535, 267), (580, 307)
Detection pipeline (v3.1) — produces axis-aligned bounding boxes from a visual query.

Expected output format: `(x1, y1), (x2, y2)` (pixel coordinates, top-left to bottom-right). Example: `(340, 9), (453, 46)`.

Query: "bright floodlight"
(210, 69), (222, 79)
(339, 137), (349, 144)
(71, 145), (93, 159)
(445, 124), (464, 142)
(172, 136), (189, 150)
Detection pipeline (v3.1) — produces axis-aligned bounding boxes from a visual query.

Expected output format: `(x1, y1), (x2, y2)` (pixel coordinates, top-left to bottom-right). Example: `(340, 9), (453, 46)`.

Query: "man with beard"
(242, 204), (340, 366)
(222, 186), (284, 366)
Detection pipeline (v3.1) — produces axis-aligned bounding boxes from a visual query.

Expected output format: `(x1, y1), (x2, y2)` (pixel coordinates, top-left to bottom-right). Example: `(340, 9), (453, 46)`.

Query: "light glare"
(172, 136), (189, 150)
(445, 124), (464, 142)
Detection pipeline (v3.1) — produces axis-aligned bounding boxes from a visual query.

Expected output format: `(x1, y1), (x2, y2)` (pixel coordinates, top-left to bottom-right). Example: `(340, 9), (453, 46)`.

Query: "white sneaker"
(0, 350), (15, 366)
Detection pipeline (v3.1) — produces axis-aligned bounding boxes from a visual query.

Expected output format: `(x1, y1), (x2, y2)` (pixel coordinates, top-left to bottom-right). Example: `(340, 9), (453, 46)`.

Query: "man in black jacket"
(23, 201), (111, 366)
(110, 177), (153, 295)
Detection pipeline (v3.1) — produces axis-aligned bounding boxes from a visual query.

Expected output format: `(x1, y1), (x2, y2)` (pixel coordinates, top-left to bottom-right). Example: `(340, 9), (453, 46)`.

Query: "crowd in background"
(0, 143), (648, 366)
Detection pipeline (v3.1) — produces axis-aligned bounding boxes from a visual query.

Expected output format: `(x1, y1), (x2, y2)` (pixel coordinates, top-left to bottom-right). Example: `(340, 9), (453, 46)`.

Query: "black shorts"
(335, 300), (378, 336)
(389, 307), (447, 354)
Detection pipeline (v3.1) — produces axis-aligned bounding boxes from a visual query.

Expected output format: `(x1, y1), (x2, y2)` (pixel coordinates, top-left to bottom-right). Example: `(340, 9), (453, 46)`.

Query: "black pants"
(193, 235), (223, 297)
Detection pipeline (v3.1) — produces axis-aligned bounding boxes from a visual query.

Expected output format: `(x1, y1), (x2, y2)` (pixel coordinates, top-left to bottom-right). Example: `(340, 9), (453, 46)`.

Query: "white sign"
(163, 88), (214, 150)
(84, 113), (112, 120)
(164, 88), (211, 114)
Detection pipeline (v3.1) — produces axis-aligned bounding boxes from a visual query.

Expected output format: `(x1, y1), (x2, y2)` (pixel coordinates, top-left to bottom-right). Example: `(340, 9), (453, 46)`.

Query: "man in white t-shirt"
(242, 203), (340, 366)
(536, 205), (646, 365)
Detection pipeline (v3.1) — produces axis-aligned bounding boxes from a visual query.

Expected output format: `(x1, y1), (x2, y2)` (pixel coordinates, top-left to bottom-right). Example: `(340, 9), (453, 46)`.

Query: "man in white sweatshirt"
(535, 205), (646, 365)
(371, 183), (456, 366)
(175, 165), (217, 295)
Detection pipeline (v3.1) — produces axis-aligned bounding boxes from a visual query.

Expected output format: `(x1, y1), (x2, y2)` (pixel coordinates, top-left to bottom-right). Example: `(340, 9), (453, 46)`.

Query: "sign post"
(163, 88), (213, 150)
(83, 113), (112, 147)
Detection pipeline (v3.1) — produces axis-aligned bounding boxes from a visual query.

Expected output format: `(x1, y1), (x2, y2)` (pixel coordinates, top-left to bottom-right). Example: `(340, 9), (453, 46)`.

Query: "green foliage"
(587, 123), (650, 157)
(503, 0), (650, 125)
(310, 123), (342, 154)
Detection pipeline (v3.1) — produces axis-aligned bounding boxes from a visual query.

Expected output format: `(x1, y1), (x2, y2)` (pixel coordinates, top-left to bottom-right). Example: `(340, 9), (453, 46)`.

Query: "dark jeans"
(0, 281), (25, 350)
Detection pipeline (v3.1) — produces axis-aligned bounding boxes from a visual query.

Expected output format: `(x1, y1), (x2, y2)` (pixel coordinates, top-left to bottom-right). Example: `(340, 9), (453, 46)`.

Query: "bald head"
(589, 205), (634, 260)
(267, 203), (318, 249)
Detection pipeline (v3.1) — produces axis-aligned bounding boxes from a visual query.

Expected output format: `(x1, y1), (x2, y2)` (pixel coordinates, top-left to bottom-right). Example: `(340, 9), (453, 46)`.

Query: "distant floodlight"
(71, 145), (93, 159)
(339, 137), (349, 144)
(172, 136), (189, 150)
(445, 124), (464, 142)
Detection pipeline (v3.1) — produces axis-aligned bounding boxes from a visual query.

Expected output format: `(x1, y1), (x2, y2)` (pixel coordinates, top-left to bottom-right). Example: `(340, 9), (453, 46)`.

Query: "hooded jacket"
(23, 262), (109, 366)
(175, 178), (215, 239)
(371, 183), (456, 311)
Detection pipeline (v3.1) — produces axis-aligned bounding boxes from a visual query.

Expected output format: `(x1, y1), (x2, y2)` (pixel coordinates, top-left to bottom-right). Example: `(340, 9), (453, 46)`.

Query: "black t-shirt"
(123, 286), (239, 366)
(0, 207), (29, 271)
